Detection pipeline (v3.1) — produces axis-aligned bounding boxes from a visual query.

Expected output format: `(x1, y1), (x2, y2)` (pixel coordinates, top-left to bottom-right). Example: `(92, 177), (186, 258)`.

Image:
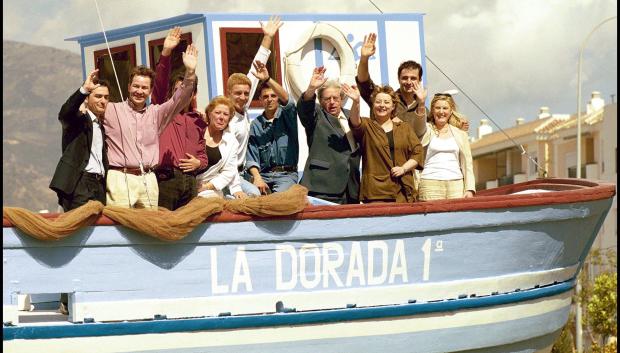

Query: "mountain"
(3, 40), (82, 211)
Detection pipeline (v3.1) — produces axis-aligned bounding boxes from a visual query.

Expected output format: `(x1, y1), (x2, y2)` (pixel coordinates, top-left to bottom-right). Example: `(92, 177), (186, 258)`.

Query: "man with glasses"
(297, 67), (361, 204)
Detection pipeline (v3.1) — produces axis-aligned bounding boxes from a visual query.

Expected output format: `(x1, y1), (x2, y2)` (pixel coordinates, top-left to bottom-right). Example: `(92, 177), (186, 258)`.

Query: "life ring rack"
(284, 22), (357, 100)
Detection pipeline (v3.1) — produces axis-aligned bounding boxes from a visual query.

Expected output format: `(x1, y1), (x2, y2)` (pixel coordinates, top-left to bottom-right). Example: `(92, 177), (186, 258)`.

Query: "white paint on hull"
(3, 291), (571, 353)
(65, 264), (577, 323)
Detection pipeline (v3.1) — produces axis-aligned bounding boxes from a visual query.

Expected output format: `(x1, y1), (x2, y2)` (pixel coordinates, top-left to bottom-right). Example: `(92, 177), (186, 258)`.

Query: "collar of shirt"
(127, 99), (147, 113)
(395, 89), (418, 111)
(258, 112), (277, 129)
(86, 109), (99, 124)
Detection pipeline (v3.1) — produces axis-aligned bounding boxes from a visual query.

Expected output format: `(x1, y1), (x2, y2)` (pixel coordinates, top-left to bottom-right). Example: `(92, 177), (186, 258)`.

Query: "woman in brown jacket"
(343, 83), (424, 203)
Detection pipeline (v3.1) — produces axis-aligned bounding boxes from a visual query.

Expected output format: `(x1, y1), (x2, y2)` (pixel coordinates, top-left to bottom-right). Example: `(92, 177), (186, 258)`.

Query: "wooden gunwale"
(3, 178), (615, 228)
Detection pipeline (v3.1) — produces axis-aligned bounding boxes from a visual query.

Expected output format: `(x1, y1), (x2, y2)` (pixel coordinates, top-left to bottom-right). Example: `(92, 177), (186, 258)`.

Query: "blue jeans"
(260, 171), (299, 193)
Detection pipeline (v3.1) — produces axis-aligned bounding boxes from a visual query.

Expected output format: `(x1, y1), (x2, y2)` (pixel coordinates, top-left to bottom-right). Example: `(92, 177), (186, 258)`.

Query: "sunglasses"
(434, 93), (452, 97)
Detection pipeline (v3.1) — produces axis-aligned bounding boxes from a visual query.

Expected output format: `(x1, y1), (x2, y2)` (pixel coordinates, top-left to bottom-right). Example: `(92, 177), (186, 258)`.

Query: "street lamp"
(575, 16), (617, 353)
(576, 16), (617, 179)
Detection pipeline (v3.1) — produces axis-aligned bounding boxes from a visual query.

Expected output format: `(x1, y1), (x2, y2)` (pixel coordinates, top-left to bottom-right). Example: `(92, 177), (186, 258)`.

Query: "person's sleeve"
(58, 89), (89, 127)
(245, 122), (261, 171)
(190, 117), (209, 173)
(412, 103), (429, 139)
(297, 95), (318, 133)
(280, 99), (298, 133)
(155, 74), (196, 133)
(151, 54), (172, 105)
(244, 46), (271, 111)
(351, 117), (368, 142)
(355, 75), (375, 107)
(461, 132), (476, 193)
(406, 124), (425, 170)
(210, 140), (240, 191)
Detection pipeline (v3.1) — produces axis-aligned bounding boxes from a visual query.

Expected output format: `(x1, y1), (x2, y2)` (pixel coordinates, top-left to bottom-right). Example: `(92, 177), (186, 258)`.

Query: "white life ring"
(284, 23), (356, 100)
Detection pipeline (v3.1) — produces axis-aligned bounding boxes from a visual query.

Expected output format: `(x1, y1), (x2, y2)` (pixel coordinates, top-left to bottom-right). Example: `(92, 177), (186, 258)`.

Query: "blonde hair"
(226, 73), (251, 93)
(205, 95), (235, 126)
(429, 94), (466, 129)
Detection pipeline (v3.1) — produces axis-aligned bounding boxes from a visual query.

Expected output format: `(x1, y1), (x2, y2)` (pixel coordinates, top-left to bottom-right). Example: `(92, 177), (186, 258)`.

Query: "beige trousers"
(106, 169), (158, 209)
(418, 178), (464, 201)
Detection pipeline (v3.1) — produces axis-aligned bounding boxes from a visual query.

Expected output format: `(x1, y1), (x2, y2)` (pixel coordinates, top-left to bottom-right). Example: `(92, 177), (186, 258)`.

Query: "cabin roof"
(65, 13), (206, 45)
(65, 12), (426, 45)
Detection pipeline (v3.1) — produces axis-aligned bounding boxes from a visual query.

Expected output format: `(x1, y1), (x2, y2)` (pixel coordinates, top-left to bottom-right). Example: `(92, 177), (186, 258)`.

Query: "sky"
(3, 0), (617, 133)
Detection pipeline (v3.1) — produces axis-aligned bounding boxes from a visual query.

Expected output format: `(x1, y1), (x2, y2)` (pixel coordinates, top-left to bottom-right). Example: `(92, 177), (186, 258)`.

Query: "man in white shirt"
(225, 16), (283, 197)
(50, 69), (110, 211)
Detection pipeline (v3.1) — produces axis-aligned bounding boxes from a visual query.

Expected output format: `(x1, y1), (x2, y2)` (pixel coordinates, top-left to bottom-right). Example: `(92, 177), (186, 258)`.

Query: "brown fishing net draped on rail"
(2, 200), (104, 241)
(3, 185), (309, 242)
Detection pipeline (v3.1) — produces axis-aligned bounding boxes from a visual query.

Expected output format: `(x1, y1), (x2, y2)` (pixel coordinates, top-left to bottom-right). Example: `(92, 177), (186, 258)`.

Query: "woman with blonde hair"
(196, 96), (246, 199)
(418, 93), (475, 200)
(343, 83), (424, 203)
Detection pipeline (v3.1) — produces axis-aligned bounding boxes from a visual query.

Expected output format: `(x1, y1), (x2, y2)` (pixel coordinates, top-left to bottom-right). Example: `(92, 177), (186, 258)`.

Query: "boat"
(2, 178), (615, 352)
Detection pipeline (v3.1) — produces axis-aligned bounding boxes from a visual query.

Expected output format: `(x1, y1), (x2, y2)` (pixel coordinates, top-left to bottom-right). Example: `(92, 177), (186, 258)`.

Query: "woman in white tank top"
(418, 93), (475, 200)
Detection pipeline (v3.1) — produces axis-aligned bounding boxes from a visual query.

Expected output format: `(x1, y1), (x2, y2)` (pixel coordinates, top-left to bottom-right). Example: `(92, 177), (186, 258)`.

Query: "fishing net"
(3, 185), (309, 242)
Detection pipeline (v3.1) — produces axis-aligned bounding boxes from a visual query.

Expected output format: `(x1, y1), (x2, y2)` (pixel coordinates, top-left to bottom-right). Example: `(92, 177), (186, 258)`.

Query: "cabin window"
(219, 27), (282, 108)
(94, 44), (137, 103)
(148, 33), (193, 99)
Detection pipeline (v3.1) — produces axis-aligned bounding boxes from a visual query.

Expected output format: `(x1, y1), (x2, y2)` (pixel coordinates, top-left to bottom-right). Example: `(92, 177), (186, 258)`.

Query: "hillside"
(3, 40), (82, 211)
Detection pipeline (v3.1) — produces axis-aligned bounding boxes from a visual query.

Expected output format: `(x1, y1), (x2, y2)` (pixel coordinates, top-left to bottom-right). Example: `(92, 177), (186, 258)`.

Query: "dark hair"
(129, 66), (156, 88)
(258, 82), (273, 96)
(397, 60), (423, 80)
(93, 79), (111, 90)
(369, 85), (400, 118)
(167, 72), (198, 100)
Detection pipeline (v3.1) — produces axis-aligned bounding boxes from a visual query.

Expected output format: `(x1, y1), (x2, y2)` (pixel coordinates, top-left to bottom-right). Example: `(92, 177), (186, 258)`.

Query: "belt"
(109, 166), (155, 176)
(84, 172), (104, 181)
(268, 165), (297, 173)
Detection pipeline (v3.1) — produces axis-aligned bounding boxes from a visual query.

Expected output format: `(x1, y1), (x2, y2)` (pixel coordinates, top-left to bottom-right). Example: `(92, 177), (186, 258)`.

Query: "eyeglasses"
(434, 93), (452, 97)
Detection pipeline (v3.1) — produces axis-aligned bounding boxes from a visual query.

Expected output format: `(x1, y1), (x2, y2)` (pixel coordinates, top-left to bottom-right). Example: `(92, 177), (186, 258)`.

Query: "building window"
(219, 27), (281, 108)
(568, 165), (586, 179)
(94, 44), (137, 103)
(148, 33), (193, 99)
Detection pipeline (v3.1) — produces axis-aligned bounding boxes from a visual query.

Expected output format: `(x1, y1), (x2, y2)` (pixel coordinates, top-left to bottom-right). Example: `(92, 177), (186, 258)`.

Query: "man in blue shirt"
(245, 60), (298, 194)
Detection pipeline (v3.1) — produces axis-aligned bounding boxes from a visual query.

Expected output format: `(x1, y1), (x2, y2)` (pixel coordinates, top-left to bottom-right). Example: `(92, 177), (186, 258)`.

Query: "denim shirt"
(246, 99), (298, 173)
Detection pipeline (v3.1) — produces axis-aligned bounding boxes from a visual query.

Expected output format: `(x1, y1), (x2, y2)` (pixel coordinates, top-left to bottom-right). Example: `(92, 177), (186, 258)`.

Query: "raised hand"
(412, 80), (427, 104)
(260, 15), (283, 38)
(182, 44), (198, 74)
(251, 60), (270, 82)
(460, 119), (470, 132)
(360, 33), (376, 58)
(162, 26), (182, 56)
(341, 83), (360, 103)
(82, 69), (101, 93)
(308, 66), (328, 91)
(179, 153), (200, 172)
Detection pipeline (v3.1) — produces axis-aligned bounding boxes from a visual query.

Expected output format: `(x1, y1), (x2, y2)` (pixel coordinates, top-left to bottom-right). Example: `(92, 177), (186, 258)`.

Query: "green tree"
(586, 272), (617, 345)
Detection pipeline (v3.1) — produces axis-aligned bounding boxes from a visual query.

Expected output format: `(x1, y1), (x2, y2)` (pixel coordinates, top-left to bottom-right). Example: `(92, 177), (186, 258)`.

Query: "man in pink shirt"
(103, 44), (198, 209)
(151, 27), (208, 210)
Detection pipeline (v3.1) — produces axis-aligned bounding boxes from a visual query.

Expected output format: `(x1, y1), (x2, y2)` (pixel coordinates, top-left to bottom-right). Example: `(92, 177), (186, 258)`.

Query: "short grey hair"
(318, 80), (345, 100)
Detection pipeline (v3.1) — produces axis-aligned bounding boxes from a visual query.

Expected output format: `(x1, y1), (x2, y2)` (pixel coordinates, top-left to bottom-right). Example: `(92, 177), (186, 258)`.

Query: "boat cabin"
(66, 13), (427, 170)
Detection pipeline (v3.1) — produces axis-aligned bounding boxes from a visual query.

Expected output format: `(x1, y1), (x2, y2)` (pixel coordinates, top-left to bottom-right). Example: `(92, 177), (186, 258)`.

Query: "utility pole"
(575, 16), (617, 353)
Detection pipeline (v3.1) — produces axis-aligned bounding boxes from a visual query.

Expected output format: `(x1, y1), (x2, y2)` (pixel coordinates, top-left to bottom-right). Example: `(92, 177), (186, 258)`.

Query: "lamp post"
(575, 16), (617, 353)
(576, 16), (617, 179)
